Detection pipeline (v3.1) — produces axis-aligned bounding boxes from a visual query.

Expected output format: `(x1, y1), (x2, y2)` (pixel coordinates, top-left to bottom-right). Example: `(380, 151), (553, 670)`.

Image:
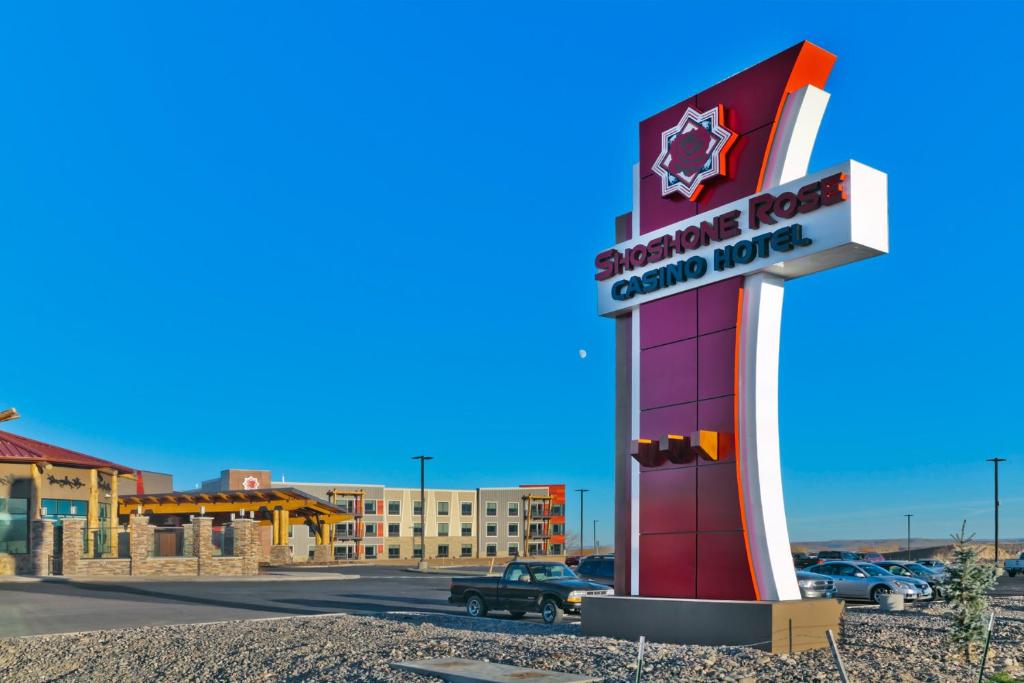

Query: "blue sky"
(1, 2), (1021, 544)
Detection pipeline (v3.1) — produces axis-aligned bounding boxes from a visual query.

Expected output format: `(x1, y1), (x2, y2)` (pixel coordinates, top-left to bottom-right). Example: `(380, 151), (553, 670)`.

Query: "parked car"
(811, 561), (932, 603)
(796, 570), (836, 599)
(917, 559), (946, 570)
(1005, 552), (1024, 577)
(859, 552), (885, 562)
(793, 552), (818, 569)
(449, 561), (613, 624)
(564, 555), (581, 567)
(575, 554), (614, 586)
(874, 560), (946, 598)
(816, 550), (860, 563)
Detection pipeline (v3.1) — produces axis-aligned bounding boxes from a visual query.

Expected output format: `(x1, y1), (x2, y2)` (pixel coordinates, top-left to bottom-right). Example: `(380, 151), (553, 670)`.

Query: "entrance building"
(0, 429), (137, 575)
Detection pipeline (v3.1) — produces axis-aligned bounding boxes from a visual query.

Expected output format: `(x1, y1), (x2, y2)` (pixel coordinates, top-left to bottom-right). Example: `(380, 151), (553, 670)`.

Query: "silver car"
(812, 561), (932, 603)
(796, 570), (836, 599)
(874, 560), (947, 599)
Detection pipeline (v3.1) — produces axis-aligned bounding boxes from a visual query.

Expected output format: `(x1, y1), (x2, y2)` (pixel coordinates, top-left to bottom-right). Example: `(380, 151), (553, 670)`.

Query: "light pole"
(0, 407), (19, 423)
(412, 455), (433, 569)
(904, 514), (913, 561)
(987, 458), (1007, 569)
(593, 519), (598, 554)
(574, 488), (588, 555)
(521, 494), (529, 557)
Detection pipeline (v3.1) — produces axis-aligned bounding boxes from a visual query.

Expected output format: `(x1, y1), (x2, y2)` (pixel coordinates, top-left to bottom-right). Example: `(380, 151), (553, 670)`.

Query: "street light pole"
(412, 455), (433, 569)
(574, 488), (588, 555)
(904, 514), (913, 561)
(987, 458), (1007, 569)
(593, 519), (597, 554)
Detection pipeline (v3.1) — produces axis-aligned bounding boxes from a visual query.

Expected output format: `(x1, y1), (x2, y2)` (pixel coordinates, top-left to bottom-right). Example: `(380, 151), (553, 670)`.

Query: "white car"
(1005, 553), (1024, 577)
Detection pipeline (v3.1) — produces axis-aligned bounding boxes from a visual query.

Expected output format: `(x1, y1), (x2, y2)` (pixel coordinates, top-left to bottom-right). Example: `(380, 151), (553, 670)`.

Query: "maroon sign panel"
(614, 42), (836, 600)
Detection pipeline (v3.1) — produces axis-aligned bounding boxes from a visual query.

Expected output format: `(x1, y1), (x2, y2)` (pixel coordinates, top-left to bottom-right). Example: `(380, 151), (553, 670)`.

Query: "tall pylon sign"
(597, 42), (889, 602)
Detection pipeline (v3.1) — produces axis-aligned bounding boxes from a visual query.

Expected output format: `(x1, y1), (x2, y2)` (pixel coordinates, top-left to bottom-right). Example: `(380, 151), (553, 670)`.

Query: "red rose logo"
(668, 124), (714, 177)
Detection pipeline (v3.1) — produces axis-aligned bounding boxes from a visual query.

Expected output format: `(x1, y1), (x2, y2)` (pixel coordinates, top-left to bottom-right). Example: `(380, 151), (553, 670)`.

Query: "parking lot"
(0, 564), (578, 638)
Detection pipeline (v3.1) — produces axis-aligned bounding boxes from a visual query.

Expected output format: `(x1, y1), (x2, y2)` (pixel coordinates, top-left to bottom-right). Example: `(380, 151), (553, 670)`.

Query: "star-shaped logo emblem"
(652, 105), (735, 200)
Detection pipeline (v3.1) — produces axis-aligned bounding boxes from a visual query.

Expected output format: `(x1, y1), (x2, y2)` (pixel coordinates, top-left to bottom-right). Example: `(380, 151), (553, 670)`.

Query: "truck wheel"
(508, 611), (526, 619)
(541, 598), (564, 624)
(466, 594), (488, 618)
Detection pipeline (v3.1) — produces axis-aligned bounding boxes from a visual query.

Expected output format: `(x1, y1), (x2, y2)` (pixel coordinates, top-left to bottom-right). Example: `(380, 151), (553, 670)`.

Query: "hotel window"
(0, 498), (29, 554)
(364, 523), (377, 537)
(412, 523), (422, 536)
(550, 543), (563, 554)
(485, 523), (497, 537)
(364, 500), (377, 515)
(551, 504), (564, 516)
(413, 546), (422, 558)
(40, 498), (87, 520)
(461, 523), (472, 537)
(531, 503), (544, 517)
(437, 523), (449, 537)
(508, 543), (519, 557)
(365, 546), (377, 559)
(387, 500), (401, 515)
(437, 544), (449, 558)
(507, 502), (519, 517)
(388, 546), (400, 559)
(336, 522), (354, 536)
(460, 502), (472, 516)
(388, 523), (400, 537)
(485, 502), (497, 516)
(551, 523), (564, 534)
(437, 501), (449, 516)
(507, 522), (519, 537)
(413, 500), (423, 516)
(461, 544), (473, 557)
(485, 544), (497, 557)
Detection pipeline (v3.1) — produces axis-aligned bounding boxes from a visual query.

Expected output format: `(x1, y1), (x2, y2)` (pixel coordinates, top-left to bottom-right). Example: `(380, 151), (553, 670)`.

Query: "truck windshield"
(529, 564), (576, 581)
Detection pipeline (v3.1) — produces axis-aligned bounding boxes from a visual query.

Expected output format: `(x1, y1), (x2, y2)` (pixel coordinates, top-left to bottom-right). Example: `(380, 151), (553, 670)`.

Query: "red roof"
(0, 430), (135, 474)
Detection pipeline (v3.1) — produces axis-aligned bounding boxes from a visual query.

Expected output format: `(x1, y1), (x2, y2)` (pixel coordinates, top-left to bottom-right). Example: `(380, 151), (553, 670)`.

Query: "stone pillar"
(312, 545), (331, 563)
(269, 544), (291, 565)
(31, 519), (54, 576)
(231, 518), (259, 575)
(61, 518), (84, 576)
(192, 517), (213, 575)
(129, 514), (152, 575)
(182, 523), (194, 558)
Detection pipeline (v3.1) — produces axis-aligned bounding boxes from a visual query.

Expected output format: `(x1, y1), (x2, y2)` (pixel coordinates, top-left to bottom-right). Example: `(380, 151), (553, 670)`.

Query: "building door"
(51, 524), (63, 575)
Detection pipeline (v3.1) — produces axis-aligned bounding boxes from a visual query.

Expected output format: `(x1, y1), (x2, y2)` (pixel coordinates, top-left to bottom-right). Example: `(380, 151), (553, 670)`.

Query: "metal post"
(826, 629), (849, 683)
(412, 455), (433, 569)
(904, 514), (913, 561)
(987, 458), (1006, 569)
(593, 519), (597, 554)
(574, 488), (588, 555)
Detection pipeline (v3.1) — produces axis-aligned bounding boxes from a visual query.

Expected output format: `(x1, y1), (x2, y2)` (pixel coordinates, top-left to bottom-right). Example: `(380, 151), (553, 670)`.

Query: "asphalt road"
(0, 565), (572, 638)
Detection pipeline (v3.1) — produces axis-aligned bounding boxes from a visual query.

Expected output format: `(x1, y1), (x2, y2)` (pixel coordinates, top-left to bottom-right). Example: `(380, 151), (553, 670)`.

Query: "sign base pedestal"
(581, 595), (842, 653)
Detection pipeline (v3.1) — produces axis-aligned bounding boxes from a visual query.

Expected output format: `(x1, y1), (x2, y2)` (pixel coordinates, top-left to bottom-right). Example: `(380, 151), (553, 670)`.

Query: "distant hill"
(792, 538), (1024, 562)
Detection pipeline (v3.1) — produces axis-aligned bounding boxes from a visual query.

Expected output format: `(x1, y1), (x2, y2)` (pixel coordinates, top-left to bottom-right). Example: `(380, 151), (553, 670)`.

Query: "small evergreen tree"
(945, 520), (997, 662)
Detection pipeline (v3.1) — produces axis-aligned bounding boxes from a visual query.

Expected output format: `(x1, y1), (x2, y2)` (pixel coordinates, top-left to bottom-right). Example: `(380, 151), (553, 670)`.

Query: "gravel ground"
(1, 598), (1021, 682)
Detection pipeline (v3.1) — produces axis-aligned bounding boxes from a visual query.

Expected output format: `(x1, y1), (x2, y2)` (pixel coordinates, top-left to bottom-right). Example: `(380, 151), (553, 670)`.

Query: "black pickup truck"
(449, 561), (613, 624)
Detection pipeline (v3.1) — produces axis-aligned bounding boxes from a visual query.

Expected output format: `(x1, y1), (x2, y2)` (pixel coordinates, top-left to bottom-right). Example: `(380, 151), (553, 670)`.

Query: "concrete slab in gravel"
(392, 658), (601, 682)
